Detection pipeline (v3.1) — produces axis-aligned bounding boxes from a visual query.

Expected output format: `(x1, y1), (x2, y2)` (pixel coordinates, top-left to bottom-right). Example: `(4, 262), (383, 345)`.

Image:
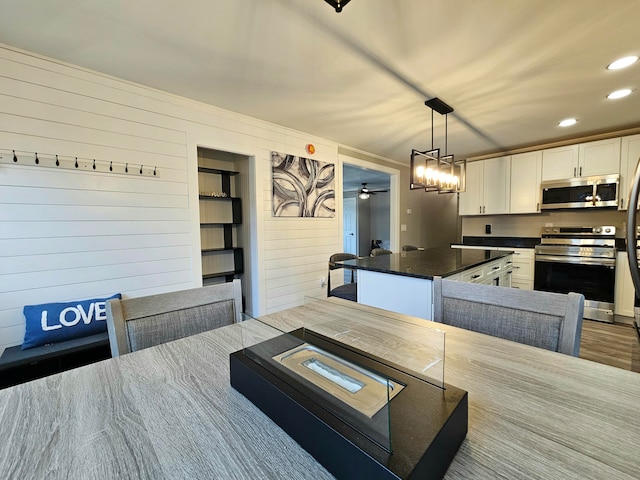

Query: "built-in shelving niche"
(197, 148), (250, 308)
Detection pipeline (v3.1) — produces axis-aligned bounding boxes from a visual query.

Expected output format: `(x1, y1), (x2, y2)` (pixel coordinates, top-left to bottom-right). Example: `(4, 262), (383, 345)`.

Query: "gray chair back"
(106, 280), (242, 357)
(371, 248), (393, 257)
(432, 277), (584, 356)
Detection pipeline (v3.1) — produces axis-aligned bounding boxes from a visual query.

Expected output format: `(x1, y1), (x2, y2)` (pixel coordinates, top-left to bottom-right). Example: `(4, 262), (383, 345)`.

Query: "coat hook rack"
(0, 148), (159, 178)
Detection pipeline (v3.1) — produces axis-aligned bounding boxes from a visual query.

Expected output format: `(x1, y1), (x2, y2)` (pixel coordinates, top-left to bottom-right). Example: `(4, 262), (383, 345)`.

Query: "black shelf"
(200, 222), (241, 226)
(198, 167), (239, 176)
(198, 166), (243, 283)
(199, 195), (240, 200)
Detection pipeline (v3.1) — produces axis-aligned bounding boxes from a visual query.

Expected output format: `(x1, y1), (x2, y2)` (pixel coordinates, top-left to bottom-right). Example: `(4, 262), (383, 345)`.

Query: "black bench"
(0, 332), (111, 389)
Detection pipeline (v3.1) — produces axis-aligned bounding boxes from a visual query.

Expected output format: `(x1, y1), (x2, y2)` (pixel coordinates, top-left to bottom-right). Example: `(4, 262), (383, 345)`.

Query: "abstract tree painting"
(272, 151), (335, 217)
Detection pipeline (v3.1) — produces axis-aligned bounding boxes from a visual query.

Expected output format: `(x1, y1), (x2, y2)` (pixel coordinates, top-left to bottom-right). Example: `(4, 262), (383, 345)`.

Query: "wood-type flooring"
(580, 318), (640, 372)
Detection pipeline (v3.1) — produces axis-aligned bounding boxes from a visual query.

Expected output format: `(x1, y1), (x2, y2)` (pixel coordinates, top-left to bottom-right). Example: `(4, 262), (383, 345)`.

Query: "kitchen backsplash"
(461, 209), (628, 238)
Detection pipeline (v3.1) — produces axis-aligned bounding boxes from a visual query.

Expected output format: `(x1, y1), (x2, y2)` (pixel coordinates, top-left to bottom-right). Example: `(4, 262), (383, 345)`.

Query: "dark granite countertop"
(336, 247), (513, 280)
(460, 236), (541, 248)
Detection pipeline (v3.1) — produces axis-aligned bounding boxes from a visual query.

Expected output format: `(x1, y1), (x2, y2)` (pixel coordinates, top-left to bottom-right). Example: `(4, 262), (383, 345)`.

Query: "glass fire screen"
(237, 297), (445, 453)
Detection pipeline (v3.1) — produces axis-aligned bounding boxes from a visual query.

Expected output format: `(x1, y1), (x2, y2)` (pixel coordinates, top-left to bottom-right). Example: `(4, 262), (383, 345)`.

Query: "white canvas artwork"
(272, 151), (335, 217)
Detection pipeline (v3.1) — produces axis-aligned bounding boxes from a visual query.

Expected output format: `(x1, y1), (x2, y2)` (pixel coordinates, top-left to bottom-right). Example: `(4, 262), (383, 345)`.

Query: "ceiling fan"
(358, 183), (388, 199)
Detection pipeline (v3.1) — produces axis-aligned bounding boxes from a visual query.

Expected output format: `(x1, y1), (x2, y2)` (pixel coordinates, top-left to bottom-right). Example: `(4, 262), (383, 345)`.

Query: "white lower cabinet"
(510, 248), (535, 290)
(451, 245), (533, 289)
(456, 255), (513, 287)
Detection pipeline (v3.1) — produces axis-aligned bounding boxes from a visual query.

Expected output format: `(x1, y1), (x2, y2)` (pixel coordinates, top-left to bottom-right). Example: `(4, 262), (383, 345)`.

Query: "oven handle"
(535, 255), (616, 267)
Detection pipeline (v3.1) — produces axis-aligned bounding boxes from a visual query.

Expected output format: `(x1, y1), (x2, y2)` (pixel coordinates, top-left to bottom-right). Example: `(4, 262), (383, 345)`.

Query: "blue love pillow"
(22, 293), (121, 350)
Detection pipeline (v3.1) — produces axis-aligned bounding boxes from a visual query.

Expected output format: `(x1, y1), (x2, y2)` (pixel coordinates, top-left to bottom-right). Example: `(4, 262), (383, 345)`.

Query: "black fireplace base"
(230, 329), (467, 480)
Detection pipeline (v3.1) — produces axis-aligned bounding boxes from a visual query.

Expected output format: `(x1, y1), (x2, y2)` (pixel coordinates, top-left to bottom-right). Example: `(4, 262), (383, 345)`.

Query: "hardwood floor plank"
(580, 319), (640, 373)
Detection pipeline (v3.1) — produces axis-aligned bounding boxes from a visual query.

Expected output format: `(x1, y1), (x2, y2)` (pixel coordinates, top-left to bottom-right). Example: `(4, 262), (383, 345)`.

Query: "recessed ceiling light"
(607, 88), (632, 99)
(607, 56), (638, 70)
(559, 118), (577, 127)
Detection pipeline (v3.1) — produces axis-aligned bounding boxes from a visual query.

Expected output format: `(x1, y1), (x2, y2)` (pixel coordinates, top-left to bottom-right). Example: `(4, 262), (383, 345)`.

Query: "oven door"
(534, 255), (615, 322)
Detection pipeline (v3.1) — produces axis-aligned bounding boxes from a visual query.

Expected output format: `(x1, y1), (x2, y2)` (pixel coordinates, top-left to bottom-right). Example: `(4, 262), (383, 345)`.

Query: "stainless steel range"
(534, 225), (616, 323)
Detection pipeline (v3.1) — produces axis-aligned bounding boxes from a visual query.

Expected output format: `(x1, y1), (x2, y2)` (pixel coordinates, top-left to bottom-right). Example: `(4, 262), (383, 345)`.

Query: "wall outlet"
(321, 277), (326, 287)
(407, 209), (412, 214)
(401, 224), (407, 232)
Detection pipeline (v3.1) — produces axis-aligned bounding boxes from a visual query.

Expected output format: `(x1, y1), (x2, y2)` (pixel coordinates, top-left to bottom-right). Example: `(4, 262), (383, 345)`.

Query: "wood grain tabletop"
(1, 298), (638, 479)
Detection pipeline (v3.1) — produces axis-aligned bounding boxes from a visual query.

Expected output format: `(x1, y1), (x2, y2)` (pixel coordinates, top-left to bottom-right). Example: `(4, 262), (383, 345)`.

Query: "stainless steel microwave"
(540, 174), (619, 209)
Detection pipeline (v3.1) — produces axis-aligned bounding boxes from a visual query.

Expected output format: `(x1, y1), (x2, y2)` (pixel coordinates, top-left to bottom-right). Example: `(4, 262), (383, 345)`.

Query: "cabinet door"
(578, 137), (621, 177)
(483, 156), (511, 214)
(619, 134), (640, 211)
(510, 151), (542, 214)
(459, 161), (484, 215)
(615, 251), (635, 317)
(541, 145), (579, 180)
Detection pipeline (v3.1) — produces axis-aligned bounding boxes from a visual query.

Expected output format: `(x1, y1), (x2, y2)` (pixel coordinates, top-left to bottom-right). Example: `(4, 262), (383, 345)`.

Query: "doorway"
(342, 161), (395, 256)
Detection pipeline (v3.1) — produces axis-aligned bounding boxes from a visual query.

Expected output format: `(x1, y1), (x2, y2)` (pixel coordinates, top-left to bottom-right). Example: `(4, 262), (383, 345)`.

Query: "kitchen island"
(335, 247), (513, 319)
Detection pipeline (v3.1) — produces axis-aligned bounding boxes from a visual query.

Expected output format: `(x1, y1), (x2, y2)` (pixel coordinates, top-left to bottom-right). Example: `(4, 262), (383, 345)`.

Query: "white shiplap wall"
(0, 44), (354, 352)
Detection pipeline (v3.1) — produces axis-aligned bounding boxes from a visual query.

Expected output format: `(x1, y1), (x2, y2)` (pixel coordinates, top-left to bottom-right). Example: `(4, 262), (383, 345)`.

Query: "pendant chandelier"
(410, 98), (466, 194)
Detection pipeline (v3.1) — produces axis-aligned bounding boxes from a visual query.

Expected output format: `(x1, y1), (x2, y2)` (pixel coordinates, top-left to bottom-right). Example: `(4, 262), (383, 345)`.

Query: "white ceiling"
(1, 0), (639, 163)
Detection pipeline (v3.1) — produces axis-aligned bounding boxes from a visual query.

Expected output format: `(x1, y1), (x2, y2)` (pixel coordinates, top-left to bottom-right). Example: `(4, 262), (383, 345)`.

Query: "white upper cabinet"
(578, 138), (621, 177)
(459, 156), (511, 215)
(619, 134), (640, 211)
(459, 161), (484, 215)
(541, 145), (579, 181)
(510, 151), (542, 214)
(542, 138), (620, 181)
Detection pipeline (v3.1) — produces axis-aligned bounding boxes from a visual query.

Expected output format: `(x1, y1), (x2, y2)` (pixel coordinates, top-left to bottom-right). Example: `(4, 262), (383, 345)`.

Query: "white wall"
(0, 44), (353, 352)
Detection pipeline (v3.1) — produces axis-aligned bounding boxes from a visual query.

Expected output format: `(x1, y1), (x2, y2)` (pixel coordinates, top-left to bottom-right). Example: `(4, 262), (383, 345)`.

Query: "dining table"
(0, 297), (639, 479)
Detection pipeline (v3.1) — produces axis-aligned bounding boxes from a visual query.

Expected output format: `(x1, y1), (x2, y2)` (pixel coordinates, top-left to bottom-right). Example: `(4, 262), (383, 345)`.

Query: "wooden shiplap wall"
(0, 44), (355, 351)
(0, 50), (193, 352)
(259, 151), (342, 313)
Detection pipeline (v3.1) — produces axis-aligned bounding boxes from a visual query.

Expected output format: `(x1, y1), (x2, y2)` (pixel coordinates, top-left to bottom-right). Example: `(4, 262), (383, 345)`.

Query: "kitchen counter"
(334, 247), (513, 320)
(337, 247), (512, 280)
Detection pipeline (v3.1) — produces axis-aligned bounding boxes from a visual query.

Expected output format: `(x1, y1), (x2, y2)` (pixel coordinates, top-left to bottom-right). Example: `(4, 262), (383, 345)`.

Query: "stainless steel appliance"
(540, 174), (619, 210)
(534, 225), (616, 323)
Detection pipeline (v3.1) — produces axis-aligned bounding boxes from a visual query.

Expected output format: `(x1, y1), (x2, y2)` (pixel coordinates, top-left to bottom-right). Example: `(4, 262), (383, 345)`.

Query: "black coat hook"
(12, 150), (17, 162)
(35, 153), (39, 165)
(92, 159), (96, 170)
(125, 163), (128, 173)
(75, 157), (78, 168)
(55, 155), (60, 166)
(140, 164), (143, 175)
(109, 161), (113, 172)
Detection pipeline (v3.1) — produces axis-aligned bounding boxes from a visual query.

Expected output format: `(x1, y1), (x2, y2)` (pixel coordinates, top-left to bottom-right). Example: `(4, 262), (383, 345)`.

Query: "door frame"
(338, 154), (400, 253)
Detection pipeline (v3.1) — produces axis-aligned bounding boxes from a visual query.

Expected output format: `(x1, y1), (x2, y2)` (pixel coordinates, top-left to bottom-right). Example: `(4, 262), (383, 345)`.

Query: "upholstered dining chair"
(371, 248), (393, 257)
(106, 280), (243, 357)
(432, 277), (584, 356)
(327, 253), (358, 302)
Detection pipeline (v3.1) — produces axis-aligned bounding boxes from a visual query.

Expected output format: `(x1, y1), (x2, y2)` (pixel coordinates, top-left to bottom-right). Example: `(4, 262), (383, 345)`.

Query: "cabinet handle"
(621, 198), (625, 209)
(579, 166), (582, 176)
(573, 167), (576, 177)
(471, 274), (481, 279)
(536, 202), (539, 211)
(479, 206), (482, 214)
(492, 266), (500, 270)
(513, 265), (521, 269)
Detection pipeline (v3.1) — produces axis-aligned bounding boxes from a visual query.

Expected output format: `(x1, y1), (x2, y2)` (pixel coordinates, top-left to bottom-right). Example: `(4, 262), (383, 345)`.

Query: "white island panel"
(357, 270), (433, 320)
